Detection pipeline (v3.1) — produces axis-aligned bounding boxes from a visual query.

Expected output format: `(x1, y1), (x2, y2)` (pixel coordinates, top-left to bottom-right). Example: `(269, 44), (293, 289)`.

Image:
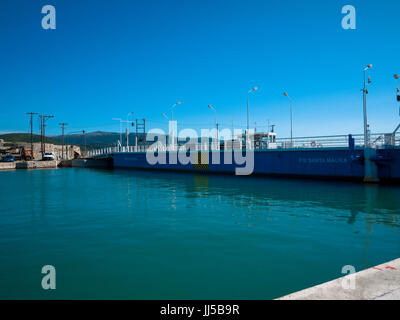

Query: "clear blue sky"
(0, 0), (399, 138)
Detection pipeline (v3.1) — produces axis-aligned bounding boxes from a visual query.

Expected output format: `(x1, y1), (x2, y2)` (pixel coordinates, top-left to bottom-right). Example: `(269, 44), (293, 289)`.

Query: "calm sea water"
(1, 168), (400, 299)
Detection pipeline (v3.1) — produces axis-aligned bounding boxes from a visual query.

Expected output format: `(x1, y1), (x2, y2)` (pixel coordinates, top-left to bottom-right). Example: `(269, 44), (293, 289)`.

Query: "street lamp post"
(161, 113), (169, 148)
(169, 102), (181, 151)
(112, 118), (123, 147)
(361, 64), (379, 182)
(394, 74), (400, 105)
(208, 105), (218, 150)
(171, 101), (182, 122)
(283, 92), (293, 145)
(363, 64), (373, 147)
(207, 105), (217, 130)
(247, 87), (258, 132)
(391, 74), (400, 143)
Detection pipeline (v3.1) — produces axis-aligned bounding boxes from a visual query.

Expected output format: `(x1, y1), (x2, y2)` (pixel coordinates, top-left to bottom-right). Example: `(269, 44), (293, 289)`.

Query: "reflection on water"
(0, 168), (400, 299)
(113, 169), (400, 225)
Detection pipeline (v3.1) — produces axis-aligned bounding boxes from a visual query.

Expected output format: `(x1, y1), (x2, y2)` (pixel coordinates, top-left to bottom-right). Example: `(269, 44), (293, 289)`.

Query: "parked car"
(2, 155), (15, 162)
(43, 152), (55, 161)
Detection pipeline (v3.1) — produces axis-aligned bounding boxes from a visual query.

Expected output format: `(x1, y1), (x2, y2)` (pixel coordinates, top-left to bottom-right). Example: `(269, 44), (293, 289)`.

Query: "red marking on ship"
(372, 267), (382, 271)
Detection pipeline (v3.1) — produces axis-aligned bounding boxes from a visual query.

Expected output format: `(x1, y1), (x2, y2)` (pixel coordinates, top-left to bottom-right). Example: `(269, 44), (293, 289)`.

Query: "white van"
(43, 152), (55, 161)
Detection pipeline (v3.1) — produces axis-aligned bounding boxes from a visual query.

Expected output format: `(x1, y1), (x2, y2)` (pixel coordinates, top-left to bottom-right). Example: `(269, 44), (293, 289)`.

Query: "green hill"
(51, 131), (150, 149)
(0, 131), (154, 149)
(0, 133), (60, 144)
(51, 131), (122, 149)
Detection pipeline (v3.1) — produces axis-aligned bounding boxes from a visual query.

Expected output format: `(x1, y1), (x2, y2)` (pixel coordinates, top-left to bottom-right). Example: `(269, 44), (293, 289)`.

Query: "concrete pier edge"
(0, 160), (59, 170)
(0, 158), (112, 170)
(277, 258), (400, 300)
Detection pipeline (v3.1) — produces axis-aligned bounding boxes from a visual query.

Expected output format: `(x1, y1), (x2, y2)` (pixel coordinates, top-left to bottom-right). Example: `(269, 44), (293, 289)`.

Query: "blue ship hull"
(112, 147), (400, 182)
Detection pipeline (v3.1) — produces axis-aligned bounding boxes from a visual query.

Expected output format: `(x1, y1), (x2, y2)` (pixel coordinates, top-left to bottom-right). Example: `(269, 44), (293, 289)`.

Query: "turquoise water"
(1, 168), (400, 299)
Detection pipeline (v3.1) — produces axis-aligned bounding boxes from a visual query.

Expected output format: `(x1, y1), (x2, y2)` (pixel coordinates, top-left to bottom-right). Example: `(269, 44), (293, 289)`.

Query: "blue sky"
(0, 0), (399, 138)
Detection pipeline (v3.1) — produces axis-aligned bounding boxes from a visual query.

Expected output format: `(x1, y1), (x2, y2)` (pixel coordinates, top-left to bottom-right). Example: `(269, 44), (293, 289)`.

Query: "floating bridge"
(82, 132), (400, 183)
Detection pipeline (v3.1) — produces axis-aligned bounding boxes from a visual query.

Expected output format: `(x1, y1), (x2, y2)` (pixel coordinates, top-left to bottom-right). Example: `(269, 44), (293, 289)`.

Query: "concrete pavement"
(278, 258), (400, 300)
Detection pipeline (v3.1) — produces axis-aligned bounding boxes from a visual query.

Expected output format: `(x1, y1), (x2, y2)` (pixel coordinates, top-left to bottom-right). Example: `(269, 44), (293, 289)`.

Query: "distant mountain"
(50, 131), (118, 149)
(51, 131), (150, 149)
(0, 131), (152, 149)
(0, 133), (60, 145)
(1, 131), (173, 149)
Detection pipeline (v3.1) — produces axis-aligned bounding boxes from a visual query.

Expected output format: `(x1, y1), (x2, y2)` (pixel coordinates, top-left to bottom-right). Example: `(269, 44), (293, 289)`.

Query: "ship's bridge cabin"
(238, 132), (278, 150)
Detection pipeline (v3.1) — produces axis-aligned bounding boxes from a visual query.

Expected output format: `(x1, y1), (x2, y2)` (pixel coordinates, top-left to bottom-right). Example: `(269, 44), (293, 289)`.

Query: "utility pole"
(40, 115), (54, 156)
(39, 115), (43, 156)
(27, 112), (38, 158)
(126, 112), (135, 148)
(59, 123), (68, 159)
(81, 130), (86, 156)
(135, 119), (146, 151)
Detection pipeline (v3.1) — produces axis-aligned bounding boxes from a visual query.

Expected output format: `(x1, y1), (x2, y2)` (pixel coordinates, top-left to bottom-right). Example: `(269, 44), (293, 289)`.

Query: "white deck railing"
(84, 132), (399, 157)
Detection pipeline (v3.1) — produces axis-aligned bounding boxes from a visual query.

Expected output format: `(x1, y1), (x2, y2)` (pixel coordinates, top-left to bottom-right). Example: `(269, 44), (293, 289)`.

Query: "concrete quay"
(278, 258), (400, 300)
(0, 160), (59, 170)
(0, 158), (112, 171)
